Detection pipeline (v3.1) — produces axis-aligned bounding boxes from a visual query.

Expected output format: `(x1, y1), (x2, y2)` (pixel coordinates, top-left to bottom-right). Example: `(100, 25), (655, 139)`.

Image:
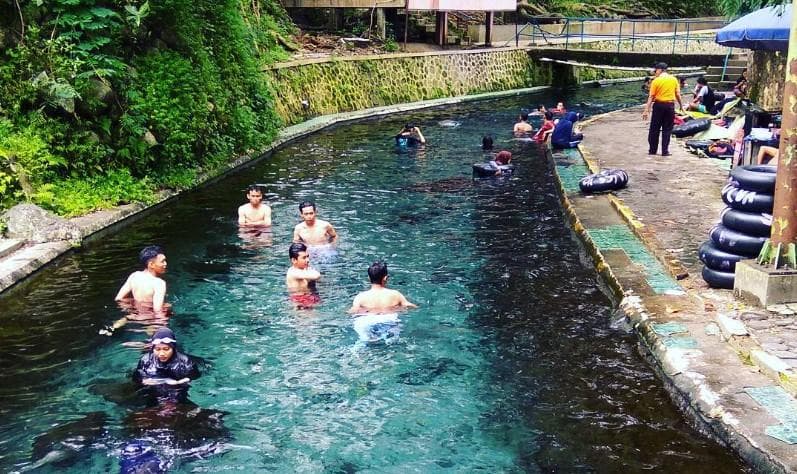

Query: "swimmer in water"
(513, 112), (534, 135)
(132, 327), (200, 404)
(103, 246), (170, 336)
(482, 135), (494, 151)
(238, 184), (272, 227)
(100, 245), (169, 336)
(286, 242), (321, 308)
(293, 201), (337, 246)
(395, 123), (426, 146)
(489, 150), (513, 175)
(115, 246), (168, 312)
(348, 261), (417, 314)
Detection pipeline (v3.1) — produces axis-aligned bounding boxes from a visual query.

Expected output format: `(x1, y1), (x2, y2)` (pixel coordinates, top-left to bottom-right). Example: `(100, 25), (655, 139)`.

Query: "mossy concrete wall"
(266, 49), (552, 125)
(265, 48), (650, 125)
(749, 50), (786, 112)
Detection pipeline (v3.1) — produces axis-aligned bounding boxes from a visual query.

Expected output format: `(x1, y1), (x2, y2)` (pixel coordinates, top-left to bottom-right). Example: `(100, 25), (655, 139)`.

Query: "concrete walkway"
(563, 107), (797, 471)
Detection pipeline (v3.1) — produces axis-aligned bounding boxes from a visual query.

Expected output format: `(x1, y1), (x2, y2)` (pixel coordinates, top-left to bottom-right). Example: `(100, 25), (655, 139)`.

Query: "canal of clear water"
(0, 83), (747, 472)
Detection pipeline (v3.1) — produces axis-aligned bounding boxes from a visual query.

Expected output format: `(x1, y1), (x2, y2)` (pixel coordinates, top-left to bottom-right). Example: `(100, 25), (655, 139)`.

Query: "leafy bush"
(34, 169), (156, 217)
(0, 118), (66, 206)
(0, 0), (292, 215)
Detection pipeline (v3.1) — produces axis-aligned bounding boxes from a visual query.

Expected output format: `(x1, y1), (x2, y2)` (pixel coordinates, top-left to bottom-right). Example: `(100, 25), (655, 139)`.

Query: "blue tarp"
(715, 4), (792, 51)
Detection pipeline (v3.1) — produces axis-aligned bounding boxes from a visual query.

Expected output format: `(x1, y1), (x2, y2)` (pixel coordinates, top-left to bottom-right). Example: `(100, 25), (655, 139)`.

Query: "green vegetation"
(0, 0), (729, 219)
(0, 0), (294, 216)
(517, 0), (722, 19)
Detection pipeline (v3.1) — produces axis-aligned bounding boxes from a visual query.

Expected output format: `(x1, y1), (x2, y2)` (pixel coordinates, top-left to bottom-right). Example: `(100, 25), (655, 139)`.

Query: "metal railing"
(509, 16), (729, 54)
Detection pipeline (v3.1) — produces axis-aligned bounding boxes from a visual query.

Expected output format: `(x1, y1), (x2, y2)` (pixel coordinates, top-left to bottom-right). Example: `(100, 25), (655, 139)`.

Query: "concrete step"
(0, 239), (23, 260)
(727, 59), (747, 68)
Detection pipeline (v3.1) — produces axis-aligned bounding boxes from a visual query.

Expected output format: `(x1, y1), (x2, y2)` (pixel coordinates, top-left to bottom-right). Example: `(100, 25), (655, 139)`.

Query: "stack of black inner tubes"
(699, 165), (776, 289)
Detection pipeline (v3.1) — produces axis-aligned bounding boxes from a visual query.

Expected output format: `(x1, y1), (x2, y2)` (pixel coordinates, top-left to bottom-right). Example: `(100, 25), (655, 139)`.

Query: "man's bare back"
(349, 286), (417, 314)
(115, 247), (167, 313)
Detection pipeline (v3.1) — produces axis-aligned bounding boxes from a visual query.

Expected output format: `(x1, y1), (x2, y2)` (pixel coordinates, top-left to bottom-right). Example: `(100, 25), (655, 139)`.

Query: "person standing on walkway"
(642, 62), (683, 156)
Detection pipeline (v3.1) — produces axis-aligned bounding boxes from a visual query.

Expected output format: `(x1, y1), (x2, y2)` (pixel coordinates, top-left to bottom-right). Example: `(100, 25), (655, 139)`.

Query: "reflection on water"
(0, 83), (746, 472)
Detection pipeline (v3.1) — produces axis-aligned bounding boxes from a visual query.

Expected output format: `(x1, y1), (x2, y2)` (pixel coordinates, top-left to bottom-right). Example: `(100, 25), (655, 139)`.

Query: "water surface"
(0, 84), (746, 472)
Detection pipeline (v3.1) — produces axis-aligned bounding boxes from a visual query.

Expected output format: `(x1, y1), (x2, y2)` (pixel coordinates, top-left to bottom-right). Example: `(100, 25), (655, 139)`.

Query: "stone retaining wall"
(266, 49), (549, 125)
(265, 48), (649, 125)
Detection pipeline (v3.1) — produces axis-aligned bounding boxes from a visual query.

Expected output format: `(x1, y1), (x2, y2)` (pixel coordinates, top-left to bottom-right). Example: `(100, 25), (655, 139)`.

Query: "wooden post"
(376, 8), (386, 39)
(403, 4), (408, 51)
(436, 11), (448, 47)
(760, 11), (797, 268)
(485, 11), (494, 46)
(328, 8), (344, 31)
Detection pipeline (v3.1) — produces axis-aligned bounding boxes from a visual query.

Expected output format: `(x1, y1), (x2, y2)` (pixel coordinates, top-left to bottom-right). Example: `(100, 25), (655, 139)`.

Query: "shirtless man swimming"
(348, 261), (417, 314)
(102, 246), (169, 336)
(513, 112), (534, 135)
(286, 242), (321, 291)
(293, 201), (337, 246)
(238, 184), (272, 227)
(115, 246), (168, 312)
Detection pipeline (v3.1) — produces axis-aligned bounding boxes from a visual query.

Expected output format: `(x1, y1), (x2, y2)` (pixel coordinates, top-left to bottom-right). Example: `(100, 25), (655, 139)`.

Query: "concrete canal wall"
(264, 48), (644, 125)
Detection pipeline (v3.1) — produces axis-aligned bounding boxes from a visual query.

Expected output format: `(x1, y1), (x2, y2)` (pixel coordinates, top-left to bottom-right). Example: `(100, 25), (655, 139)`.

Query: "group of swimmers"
(511, 101), (584, 149)
(107, 184), (421, 400)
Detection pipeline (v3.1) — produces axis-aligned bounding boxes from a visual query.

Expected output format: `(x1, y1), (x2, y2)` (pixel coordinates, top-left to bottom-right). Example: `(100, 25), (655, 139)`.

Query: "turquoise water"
(0, 84), (746, 472)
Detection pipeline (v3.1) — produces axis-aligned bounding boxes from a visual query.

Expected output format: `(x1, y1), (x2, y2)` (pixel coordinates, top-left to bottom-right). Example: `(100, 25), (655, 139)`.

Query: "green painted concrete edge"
(547, 115), (791, 472)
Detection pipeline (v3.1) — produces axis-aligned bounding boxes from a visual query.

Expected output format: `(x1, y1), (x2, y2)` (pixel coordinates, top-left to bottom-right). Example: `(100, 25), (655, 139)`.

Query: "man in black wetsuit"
(132, 327), (200, 404)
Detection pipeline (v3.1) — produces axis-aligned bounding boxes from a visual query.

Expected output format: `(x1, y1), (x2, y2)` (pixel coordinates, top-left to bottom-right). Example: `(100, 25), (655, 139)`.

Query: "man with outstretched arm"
(102, 246), (168, 335)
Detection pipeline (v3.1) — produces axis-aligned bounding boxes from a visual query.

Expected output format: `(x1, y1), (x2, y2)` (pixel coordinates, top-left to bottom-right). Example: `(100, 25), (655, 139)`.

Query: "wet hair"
(298, 200), (316, 212)
(367, 261), (388, 284)
(544, 111), (553, 120)
(482, 135), (494, 150)
(247, 184), (263, 194)
(139, 245), (164, 268)
(537, 104), (546, 111)
(404, 123), (415, 131)
(495, 151), (512, 165)
(520, 112), (529, 121)
(289, 242), (307, 260)
(654, 62), (668, 70)
(697, 76), (708, 85)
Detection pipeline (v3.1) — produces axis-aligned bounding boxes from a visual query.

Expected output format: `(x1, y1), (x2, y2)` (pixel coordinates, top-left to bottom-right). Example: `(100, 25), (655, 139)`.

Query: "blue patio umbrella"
(715, 4), (792, 51)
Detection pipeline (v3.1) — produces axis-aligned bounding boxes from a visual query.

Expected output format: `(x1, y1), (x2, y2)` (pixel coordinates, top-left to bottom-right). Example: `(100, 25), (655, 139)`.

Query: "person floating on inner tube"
(132, 327), (201, 405)
(395, 123), (426, 147)
(551, 112), (584, 149)
(488, 151), (513, 175)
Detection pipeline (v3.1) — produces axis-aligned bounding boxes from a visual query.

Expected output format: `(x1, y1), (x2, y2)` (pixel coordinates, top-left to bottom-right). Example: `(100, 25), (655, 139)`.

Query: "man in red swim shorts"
(286, 242), (322, 309)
